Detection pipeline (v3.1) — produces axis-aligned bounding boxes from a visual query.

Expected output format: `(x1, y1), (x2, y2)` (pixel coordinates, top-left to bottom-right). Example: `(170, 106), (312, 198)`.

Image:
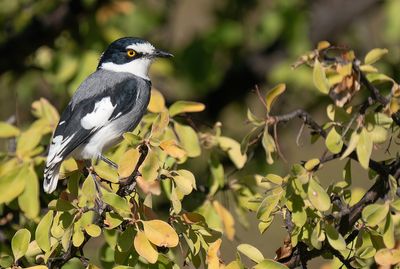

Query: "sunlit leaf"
(134, 230), (158, 264)
(18, 165), (39, 219)
(142, 220), (179, 247)
(313, 59), (329, 94)
(325, 224), (346, 251)
(0, 165), (26, 204)
(364, 48), (388, 65)
(307, 178), (330, 212)
(147, 89), (166, 113)
(0, 122), (20, 138)
(169, 101), (205, 117)
(325, 127), (343, 154)
(213, 200), (235, 240)
(35, 210), (53, 252)
(237, 244), (264, 263)
(265, 83), (286, 112)
(340, 131), (359, 160)
(207, 239), (222, 269)
(159, 139), (186, 159)
(85, 224), (102, 238)
(356, 128), (373, 170)
(12, 229), (31, 261)
(173, 169), (196, 195)
(362, 203), (389, 227)
(174, 122), (201, 157)
(218, 136), (247, 169)
(375, 248), (400, 266)
(254, 259), (289, 269)
(304, 158), (320, 171)
(151, 109), (169, 138)
(102, 192), (131, 217)
(257, 191), (282, 221)
(261, 128), (275, 164)
(118, 148), (140, 178)
(383, 213), (395, 249)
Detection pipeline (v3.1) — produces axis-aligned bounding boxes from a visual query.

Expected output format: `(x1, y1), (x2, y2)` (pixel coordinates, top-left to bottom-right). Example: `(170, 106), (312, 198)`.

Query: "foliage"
(1, 41), (400, 269)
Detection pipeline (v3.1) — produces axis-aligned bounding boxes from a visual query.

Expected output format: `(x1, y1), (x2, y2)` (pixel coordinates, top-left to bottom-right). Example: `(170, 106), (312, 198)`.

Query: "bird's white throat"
(100, 58), (152, 80)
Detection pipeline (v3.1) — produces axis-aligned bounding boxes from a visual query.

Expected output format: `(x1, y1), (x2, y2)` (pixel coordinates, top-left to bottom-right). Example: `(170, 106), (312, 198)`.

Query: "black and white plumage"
(44, 37), (173, 193)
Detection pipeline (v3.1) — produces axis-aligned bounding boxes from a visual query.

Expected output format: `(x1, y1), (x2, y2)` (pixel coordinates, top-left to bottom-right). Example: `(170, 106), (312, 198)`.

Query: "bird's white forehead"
(126, 43), (155, 54)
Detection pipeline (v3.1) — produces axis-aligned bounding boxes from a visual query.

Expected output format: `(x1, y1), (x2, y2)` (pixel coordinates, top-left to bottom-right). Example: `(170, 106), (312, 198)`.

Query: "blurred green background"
(1, 0), (400, 267)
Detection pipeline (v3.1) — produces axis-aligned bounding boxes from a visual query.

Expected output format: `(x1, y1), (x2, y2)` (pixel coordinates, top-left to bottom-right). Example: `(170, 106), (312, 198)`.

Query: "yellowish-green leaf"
(237, 244), (264, 263)
(218, 136), (247, 169)
(325, 128), (343, 154)
(170, 186), (182, 214)
(356, 128), (373, 170)
(213, 200), (235, 240)
(93, 162), (119, 183)
(72, 228), (84, 247)
(102, 192), (131, 217)
(307, 178), (330, 212)
(18, 165), (39, 219)
(85, 224), (101, 237)
(12, 229), (31, 261)
(383, 213), (395, 249)
(151, 109), (169, 138)
(254, 259), (289, 269)
(134, 230), (158, 264)
(104, 212), (123, 229)
(31, 98), (59, 129)
(362, 203), (389, 227)
(142, 220), (179, 247)
(35, 210), (53, 252)
(159, 139), (186, 159)
(265, 83), (286, 112)
(0, 165), (26, 204)
(313, 59), (330, 94)
(257, 191), (282, 221)
(16, 128), (42, 157)
(173, 169), (196, 195)
(118, 148), (140, 178)
(375, 248), (400, 266)
(174, 122), (201, 157)
(304, 158), (320, 171)
(0, 122), (20, 138)
(341, 131), (360, 160)
(364, 48), (388, 65)
(169, 101), (205, 117)
(81, 175), (97, 208)
(147, 89), (166, 113)
(325, 224), (346, 251)
(317, 41), (330, 50)
(261, 128), (275, 164)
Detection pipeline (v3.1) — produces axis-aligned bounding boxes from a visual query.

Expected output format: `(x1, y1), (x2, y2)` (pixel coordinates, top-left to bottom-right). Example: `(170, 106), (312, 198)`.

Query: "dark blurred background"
(1, 0), (400, 267)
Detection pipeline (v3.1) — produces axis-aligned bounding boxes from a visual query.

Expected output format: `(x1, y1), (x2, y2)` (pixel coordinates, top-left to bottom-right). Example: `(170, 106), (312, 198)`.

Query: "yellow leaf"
(313, 59), (330, 94)
(325, 127), (343, 154)
(169, 101), (205, 117)
(356, 128), (373, 170)
(142, 220), (179, 247)
(16, 128), (42, 158)
(265, 83), (286, 113)
(173, 169), (196, 195)
(213, 201), (235, 240)
(159, 139), (186, 159)
(174, 122), (201, 157)
(25, 266), (49, 269)
(340, 131), (360, 160)
(93, 161), (119, 183)
(317, 41), (330, 50)
(118, 148), (140, 178)
(134, 230), (158, 264)
(364, 48), (388, 65)
(218, 136), (247, 169)
(207, 239), (222, 269)
(0, 122), (20, 138)
(18, 165), (40, 219)
(147, 89), (166, 113)
(151, 109), (169, 137)
(304, 158), (320, 171)
(84, 224), (101, 237)
(0, 165), (26, 204)
(31, 98), (60, 129)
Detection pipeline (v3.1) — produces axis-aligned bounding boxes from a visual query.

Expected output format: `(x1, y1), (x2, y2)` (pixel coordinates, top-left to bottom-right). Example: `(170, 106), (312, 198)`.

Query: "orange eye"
(127, 49), (136, 57)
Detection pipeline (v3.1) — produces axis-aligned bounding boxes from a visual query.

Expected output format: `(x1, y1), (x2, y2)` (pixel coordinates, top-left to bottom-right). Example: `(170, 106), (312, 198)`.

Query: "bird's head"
(98, 37), (173, 80)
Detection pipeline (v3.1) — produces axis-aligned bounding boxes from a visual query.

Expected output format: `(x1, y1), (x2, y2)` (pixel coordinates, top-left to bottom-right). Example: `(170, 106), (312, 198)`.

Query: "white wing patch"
(46, 134), (75, 165)
(80, 97), (116, 130)
(126, 43), (155, 54)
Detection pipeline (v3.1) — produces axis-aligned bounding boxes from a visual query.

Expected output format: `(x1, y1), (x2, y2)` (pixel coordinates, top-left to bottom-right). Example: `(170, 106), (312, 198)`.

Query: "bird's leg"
(98, 154), (118, 169)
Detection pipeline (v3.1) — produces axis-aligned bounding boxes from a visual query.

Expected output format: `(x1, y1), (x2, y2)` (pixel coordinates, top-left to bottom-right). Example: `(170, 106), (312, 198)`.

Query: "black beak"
(153, 49), (174, 58)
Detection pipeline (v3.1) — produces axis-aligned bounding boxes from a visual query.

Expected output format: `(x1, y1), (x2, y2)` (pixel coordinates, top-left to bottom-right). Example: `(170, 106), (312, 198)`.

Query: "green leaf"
(237, 244), (264, 263)
(257, 192), (282, 221)
(174, 122), (201, 157)
(307, 178), (330, 212)
(0, 122), (20, 138)
(105, 212), (123, 229)
(12, 229), (31, 261)
(0, 255), (13, 268)
(265, 83), (286, 112)
(102, 192), (131, 217)
(173, 169), (196, 195)
(35, 210), (53, 252)
(362, 203), (389, 227)
(364, 48), (388, 65)
(18, 165), (40, 219)
(304, 158), (320, 171)
(383, 213), (395, 249)
(254, 259), (289, 269)
(81, 175), (97, 208)
(325, 128), (343, 154)
(218, 136), (247, 169)
(169, 101), (205, 117)
(325, 224), (346, 251)
(313, 59), (330, 94)
(151, 109), (169, 138)
(356, 128), (373, 170)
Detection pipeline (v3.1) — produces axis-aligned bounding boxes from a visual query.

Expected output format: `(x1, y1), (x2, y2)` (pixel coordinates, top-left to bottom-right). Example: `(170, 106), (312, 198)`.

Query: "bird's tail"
(43, 162), (61, 193)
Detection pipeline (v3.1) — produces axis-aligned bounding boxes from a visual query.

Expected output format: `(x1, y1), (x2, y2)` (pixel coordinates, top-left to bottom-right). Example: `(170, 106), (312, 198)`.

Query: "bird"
(43, 37), (173, 193)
